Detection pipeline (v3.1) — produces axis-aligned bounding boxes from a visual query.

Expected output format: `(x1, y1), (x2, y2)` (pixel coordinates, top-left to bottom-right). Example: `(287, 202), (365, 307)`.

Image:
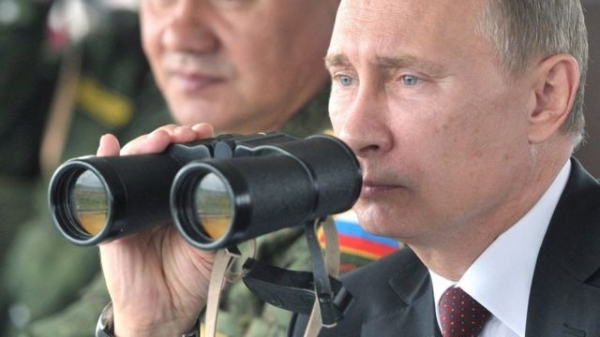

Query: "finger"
(121, 125), (205, 156)
(191, 123), (215, 139)
(97, 134), (121, 156)
(121, 129), (172, 156)
(170, 125), (203, 143)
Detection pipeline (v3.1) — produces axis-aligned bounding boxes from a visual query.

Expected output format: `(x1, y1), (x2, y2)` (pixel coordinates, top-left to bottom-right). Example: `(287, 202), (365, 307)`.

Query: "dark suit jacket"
(289, 159), (600, 337)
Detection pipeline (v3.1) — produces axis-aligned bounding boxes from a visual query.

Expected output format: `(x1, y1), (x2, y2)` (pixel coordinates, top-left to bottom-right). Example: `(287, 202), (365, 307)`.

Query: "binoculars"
(48, 132), (362, 250)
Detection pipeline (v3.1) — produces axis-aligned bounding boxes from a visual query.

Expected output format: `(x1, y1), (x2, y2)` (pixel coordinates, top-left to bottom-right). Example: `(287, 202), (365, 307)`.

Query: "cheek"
(425, 102), (528, 202)
(225, 34), (272, 88)
(328, 95), (348, 135)
(141, 20), (163, 79)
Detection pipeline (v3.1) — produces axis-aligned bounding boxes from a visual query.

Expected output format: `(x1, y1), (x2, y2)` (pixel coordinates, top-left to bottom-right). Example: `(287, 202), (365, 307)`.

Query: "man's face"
(327, 0), (539, 245)
(141, 0), (338, 133)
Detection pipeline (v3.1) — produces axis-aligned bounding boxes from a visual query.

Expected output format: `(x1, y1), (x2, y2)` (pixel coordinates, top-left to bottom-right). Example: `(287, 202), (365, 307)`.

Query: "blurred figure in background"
(0, 0), (171, 334)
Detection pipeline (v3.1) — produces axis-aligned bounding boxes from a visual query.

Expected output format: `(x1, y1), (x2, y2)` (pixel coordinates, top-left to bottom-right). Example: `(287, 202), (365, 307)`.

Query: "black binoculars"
(48, 132), (362, 250)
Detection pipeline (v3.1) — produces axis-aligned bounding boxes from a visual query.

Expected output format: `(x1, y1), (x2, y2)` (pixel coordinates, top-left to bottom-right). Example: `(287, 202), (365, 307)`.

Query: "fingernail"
(174, 126), (187, 135)
(192, 123), (213, 134)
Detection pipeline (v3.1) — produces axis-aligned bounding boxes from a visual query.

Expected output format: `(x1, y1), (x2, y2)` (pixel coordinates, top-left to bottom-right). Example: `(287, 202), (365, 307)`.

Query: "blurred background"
(0, 0), (172, 334)
(0, 0), (598, 335)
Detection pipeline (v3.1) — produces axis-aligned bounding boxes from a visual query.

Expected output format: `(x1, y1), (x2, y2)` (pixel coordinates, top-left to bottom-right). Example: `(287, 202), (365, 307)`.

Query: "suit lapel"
(527, 159), (600, 336)
(362, 250), (442, 337)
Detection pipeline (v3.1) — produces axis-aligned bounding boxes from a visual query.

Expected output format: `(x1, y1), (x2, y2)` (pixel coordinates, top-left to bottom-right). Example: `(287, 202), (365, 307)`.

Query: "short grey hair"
(476, 0), (589, 146)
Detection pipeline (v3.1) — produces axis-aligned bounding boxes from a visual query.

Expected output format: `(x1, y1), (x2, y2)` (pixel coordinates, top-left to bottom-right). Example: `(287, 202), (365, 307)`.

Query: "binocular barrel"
(171, 135), (362, 250)
(48, 142), (213, 246)
(48, 133), (362, 249)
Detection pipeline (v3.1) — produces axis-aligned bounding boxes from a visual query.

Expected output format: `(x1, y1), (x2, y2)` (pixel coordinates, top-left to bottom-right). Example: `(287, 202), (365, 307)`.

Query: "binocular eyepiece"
(48, 132), (362, 250)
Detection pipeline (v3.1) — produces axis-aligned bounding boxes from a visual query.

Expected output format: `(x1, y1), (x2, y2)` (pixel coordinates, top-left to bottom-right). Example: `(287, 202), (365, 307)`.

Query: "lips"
(360, 179), (402, 197)
(170, 72), (224, 92)
(162, 53), (230, 92)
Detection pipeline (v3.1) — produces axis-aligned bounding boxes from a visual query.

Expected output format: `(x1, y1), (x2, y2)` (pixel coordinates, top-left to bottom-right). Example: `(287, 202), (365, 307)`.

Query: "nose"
(162, 0), (219, 53)
(335, 88), (393, 159)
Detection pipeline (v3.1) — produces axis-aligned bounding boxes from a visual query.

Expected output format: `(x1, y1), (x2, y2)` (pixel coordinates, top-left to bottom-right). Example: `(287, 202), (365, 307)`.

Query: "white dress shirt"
(430, 160), (571, 337)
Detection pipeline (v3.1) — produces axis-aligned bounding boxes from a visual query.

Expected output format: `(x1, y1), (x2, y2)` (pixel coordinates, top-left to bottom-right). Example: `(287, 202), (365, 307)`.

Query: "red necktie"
(439, 287), (491, 337)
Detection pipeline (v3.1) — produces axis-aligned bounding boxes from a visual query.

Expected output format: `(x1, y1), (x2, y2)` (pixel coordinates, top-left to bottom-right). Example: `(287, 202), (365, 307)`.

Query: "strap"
(204, 217), (340, 337)
(303, 216), (340, 337)
(204, 245), (250, 337)
(319, 216), (341, 278)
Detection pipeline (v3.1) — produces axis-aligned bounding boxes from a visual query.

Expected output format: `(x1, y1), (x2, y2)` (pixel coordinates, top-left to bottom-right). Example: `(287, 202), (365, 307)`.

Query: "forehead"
(334, 0), (485, 27)
(329, 0), (487, 58)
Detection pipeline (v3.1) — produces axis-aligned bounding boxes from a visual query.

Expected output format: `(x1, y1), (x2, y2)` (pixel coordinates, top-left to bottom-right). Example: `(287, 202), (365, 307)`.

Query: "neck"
(410, 220), (508, 281)
(412, 154), (570, 281)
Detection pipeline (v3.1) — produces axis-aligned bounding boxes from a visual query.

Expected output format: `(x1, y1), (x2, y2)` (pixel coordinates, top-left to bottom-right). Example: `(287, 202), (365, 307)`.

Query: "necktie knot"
(439, 287), (491, 337)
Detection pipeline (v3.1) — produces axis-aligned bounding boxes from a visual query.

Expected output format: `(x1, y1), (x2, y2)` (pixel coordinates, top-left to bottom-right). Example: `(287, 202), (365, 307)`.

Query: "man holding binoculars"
(92, 125), (363, 336)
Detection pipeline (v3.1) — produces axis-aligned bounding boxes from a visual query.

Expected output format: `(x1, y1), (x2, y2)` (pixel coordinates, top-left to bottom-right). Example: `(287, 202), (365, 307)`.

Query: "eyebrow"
(324, 54), (351, 70)
(325, 53), (447, 77)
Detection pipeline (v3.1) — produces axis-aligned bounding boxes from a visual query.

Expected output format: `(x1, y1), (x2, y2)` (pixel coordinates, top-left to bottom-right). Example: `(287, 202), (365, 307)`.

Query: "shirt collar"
(430, 160), (571, 337)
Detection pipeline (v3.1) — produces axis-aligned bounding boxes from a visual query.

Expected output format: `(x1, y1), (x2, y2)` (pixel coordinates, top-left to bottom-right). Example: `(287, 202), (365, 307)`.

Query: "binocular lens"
(195, 173), (233, 240)
(70, 170), (109, 236)
(51, 153), (188, 246)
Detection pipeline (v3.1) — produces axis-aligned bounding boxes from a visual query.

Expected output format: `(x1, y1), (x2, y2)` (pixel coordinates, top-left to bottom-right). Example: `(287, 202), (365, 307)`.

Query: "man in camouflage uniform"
(2, 1), (400, 336)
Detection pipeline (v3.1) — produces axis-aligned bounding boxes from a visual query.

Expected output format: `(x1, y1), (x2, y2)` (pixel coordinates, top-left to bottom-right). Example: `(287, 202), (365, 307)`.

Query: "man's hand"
(97, 124), (216, 337)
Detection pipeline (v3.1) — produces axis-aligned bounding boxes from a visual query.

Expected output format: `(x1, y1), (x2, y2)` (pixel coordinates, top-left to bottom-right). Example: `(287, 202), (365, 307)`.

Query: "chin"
(170, 104), (216, 126)
(355, 201), (414, 239)
(354, 208), (388, 236)
(173, 102), (248, 132)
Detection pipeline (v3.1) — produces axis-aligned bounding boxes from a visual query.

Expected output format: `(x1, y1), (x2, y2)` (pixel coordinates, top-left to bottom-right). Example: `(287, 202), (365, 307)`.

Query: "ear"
(528, 53), (581, 144)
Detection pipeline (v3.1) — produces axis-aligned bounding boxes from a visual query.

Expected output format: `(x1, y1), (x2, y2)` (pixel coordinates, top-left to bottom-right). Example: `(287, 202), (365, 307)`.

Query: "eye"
(147, 0), (177, 10)
(338, 75), (354, 87)
(210, 0), (252, 10)
(400, 75), (420, 86)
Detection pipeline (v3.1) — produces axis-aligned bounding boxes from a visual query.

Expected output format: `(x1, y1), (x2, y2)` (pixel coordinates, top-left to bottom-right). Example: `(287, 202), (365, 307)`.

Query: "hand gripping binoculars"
(48, 132), (362, 250)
